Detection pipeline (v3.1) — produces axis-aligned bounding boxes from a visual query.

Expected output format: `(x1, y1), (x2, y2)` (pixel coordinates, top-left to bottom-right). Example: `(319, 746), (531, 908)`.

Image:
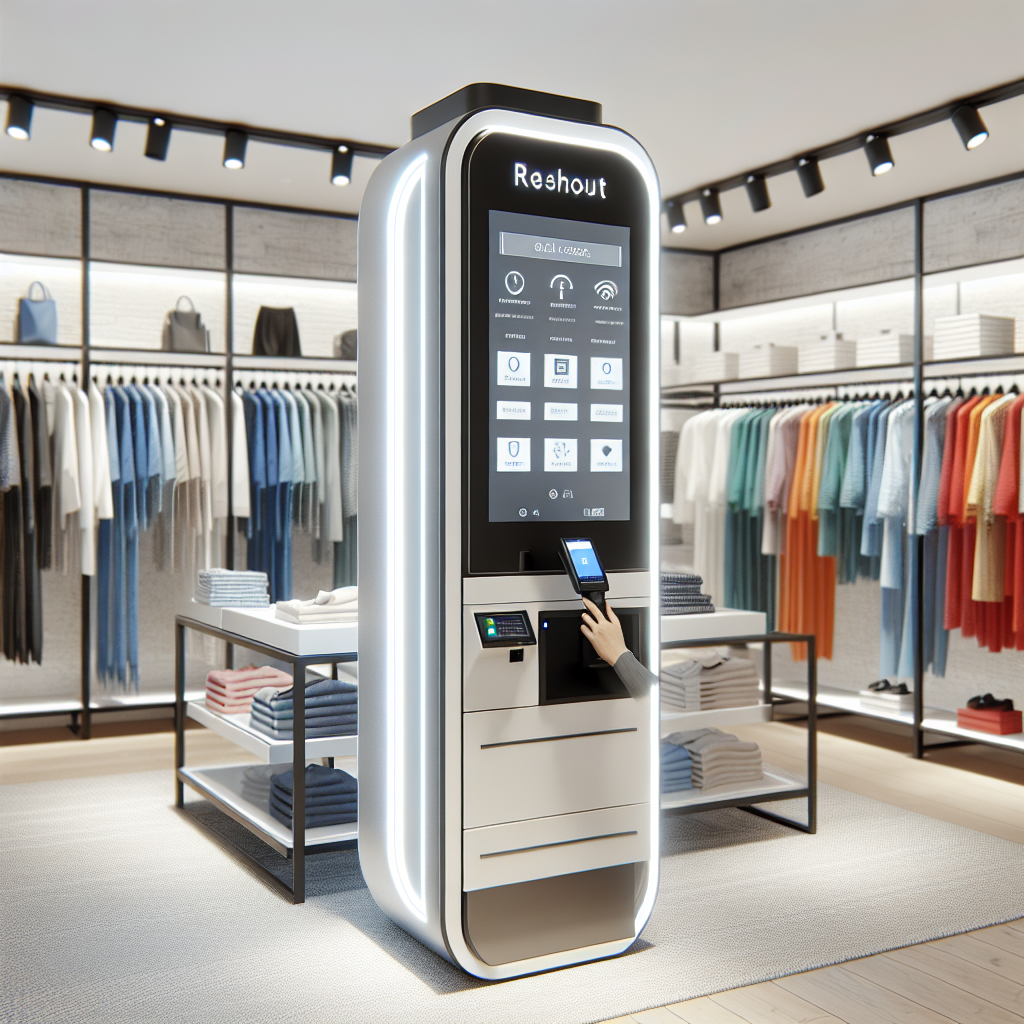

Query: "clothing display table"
(174, 605), (358, 904)
(659, 619), (817, 834)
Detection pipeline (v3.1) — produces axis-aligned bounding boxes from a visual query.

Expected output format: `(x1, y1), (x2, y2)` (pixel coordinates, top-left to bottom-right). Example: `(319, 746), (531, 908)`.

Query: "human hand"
(580, 597), (628, 666)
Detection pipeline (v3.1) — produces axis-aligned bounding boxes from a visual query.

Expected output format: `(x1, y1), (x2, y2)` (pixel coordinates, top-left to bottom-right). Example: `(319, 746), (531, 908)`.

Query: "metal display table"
(174, 609), (358, 904)
(659, 626), (817, 835)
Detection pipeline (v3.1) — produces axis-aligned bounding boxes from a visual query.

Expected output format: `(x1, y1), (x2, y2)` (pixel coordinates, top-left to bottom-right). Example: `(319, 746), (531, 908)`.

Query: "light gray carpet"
(1, 769), (1022, 1024)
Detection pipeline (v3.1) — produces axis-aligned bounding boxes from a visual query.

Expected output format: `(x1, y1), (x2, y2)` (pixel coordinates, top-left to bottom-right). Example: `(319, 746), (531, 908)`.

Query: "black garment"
(0, 380), (23, 663)
(12, 381), (42, 663)
(27, 376), (52, 570)
(253, 307), (302, 357)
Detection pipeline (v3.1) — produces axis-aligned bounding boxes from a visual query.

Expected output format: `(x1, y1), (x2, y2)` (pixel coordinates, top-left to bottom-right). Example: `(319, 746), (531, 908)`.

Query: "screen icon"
(497, 351), (530, 386)
(590, 356), (623, 391)
(519, 508), (528, 517)
(594, 280), (618, 301)
(590, 438), (623, 472)
(497, 437), (531, 472)
(505, 271), (525, 295)
(548, 488), (558, 499)
(550, 274), (573, 301)
(544, 437), (578, 472)
(543, 353), (577, 389)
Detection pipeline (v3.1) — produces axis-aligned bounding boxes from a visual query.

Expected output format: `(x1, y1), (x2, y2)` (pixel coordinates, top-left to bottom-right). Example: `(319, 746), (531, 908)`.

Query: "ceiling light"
(223, 130), (247, 169)
(5, 95), (32, 140)
(145, 117), (171, 160)
(664, 198), (687, 233)
(951, 105), (989, 150)
(745, 174), (770, 212)
(90, 108), (117, 152)
(700, 188), (722, 225)
(796, 157), (824, 197)
(864, 133), (894, 175)
(331, 145), (353, 185)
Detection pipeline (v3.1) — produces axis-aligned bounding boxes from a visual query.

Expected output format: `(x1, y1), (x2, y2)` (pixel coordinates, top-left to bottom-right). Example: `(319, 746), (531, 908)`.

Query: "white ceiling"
(1, 0), (1022, 250)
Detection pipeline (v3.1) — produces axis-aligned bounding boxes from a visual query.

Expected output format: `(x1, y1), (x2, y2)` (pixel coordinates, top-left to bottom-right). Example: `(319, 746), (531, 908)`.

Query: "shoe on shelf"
(967, 693), (1015, 712)
(889, 683), (910, 695)
(868, 680), (893, 692)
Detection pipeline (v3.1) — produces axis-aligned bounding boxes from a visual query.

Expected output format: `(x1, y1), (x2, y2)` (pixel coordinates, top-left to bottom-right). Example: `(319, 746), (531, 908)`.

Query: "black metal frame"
(660, 631), (817, 834)
(0, 169), (356, 733)
(659, 174), (1024, 765)
(174, 615), (357, 904)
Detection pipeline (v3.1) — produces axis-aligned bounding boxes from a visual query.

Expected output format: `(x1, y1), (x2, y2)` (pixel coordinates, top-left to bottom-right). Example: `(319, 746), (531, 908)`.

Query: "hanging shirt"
(71, 386), (95, 575)
(969, 394), (1015, 603)
(230, 388), (250, 519)
(89, 381), (114, 521)
(202, 385), (229, 521)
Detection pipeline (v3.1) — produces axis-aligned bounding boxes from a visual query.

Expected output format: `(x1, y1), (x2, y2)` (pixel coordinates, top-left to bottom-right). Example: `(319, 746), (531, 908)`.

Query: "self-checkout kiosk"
(357, 84), (661, 979)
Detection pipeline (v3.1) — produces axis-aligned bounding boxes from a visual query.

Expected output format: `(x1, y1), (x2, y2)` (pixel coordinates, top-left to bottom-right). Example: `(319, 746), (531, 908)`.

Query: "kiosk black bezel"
(461, 130), (652, 576)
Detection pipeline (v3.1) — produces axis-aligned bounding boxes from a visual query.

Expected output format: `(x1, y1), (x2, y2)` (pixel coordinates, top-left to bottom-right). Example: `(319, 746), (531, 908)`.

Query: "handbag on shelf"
(162, 296), (210, 353)
(18, 281), (58, 345)
(333, 329), (357, 360)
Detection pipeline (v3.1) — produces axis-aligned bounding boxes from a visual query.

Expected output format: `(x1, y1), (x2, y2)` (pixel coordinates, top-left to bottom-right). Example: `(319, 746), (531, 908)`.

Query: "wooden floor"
(1, 712), (1022, 1024)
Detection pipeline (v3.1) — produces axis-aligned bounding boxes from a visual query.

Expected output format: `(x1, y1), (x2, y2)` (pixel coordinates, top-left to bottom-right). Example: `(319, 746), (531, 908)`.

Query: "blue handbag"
(18, 281), (58, 345)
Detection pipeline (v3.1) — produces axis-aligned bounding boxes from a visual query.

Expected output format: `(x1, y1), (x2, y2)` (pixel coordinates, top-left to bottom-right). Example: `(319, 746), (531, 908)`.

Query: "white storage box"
(799, 333), (857, 373)
(693, 351), (739, 382)
(856, 331), (914, 367)
(739, 344), (798, 379)
(933, 314), (1015, 360)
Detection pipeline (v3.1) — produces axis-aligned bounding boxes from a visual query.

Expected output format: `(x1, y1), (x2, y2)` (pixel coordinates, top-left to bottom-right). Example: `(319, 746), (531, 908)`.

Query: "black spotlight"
(91, 108), (117, 152)
(145, 117), (171, 160)
(665, 198), (687, 233)
(223, 129), (247, 169)
(745, 174), (770, 212)
(700, 188), (722, 225)
(796, 156), (824, 197)
(864, 133), (894, 175)
(5, 95), (33, 140)
(331, 145), (353, 185)
(951, 105), (989, 150)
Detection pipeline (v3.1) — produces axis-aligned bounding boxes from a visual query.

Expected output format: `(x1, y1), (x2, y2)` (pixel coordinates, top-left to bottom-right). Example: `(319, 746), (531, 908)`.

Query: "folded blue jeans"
(271, 764), (358, 795)
(249, 718), (356, 740)
(269, 805), (357, 828)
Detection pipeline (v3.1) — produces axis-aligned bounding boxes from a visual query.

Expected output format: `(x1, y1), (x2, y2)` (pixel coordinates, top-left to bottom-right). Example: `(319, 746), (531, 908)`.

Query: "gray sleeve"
(613, 651), (657, 699)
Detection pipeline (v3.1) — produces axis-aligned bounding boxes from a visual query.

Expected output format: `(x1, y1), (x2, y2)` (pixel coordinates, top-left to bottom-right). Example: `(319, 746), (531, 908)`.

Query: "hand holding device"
(580, 597), (628, 667)
(558, 537), (608, 612)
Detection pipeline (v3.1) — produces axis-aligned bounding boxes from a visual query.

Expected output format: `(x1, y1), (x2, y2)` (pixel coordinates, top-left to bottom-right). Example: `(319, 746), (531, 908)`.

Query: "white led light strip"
(385, 151), (429, 923)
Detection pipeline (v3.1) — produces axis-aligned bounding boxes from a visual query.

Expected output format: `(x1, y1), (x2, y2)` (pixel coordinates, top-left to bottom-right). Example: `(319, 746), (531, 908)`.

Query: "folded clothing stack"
(660, 740), (694, 793)
(858, 679), (913, 712)
(957, 694), (1021, 736)
(249, 677), (358, 740)
(738, 344), (798, 379)
(275, 586), (358, 624)
(664, 727), (764, 790)
(661, 572), (715, 616)
(693, 351), (739, 382)
(798, 332), (857, 373)
(660, 648), (760, 711)
(270, 763), (358, 828)
(933, 314), (1015, 359)
(856, 331), (914, 367)
(196, 569), (269, 607)
(205, 664), (293, 714)
(240, 764), (276, 809)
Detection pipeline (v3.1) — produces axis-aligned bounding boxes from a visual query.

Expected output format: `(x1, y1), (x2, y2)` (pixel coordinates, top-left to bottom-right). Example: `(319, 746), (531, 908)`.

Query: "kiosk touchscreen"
(358, 84), (661, 980)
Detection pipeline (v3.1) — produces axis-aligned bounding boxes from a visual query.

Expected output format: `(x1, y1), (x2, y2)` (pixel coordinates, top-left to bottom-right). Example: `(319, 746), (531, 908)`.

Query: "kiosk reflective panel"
(358, 84), (661, 979)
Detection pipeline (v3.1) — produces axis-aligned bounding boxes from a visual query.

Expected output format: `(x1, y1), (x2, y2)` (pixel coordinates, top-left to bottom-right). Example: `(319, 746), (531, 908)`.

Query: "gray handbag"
(18, 281), (58, 345)
(162, 296), (210, 353)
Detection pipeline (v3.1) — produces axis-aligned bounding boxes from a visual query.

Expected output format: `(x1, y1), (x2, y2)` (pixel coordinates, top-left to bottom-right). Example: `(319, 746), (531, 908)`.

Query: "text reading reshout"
(514, 162), (607, 199)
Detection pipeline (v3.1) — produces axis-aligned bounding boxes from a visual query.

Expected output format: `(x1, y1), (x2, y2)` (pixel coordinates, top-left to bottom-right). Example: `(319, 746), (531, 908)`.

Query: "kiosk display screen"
(488, 210), (630, 523)
(474, 610), (537, 648)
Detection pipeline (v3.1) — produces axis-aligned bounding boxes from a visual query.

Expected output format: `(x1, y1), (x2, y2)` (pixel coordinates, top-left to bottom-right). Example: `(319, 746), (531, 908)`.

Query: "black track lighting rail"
(663, 76), (1024, 212)
(0, 84), (397, 159)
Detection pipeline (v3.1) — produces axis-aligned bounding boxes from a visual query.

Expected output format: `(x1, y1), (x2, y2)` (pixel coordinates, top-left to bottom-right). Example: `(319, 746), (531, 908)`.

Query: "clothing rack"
(660, 194), (1024, 762)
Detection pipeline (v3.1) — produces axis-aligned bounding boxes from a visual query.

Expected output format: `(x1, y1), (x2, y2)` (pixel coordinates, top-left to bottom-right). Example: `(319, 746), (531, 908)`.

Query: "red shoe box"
(957, 708), (1023, 735)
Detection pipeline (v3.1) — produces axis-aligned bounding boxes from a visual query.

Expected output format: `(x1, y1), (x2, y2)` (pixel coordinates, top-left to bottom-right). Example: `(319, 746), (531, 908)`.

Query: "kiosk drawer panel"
(463, 803), (649, 891)
(463, 702), (651, 828)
